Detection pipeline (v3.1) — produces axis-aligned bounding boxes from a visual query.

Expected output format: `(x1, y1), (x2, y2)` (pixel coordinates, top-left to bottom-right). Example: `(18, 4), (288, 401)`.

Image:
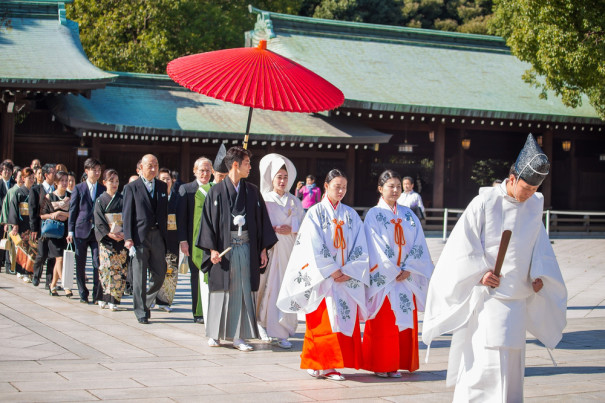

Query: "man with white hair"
(178, 157), (214, 324)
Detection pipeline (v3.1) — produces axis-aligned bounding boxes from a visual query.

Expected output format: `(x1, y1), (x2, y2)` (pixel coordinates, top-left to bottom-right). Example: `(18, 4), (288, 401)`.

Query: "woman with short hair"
(40, 170), (71, 297)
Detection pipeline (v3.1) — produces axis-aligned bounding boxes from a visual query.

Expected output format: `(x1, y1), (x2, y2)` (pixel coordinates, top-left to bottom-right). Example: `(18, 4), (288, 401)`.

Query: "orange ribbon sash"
(391, 218), (406, 266)
(332, 218), (346, 266)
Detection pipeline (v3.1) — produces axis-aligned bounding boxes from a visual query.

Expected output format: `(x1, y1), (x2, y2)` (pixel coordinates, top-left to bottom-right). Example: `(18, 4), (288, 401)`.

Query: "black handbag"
(41, 219), (65, 239)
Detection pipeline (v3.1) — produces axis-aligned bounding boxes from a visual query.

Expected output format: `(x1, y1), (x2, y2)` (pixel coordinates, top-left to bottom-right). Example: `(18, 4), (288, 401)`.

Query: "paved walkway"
(0, 237), (604, 402)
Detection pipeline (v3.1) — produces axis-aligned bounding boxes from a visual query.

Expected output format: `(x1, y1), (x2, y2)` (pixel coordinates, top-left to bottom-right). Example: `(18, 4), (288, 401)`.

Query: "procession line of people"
(1, 134), (567, 401)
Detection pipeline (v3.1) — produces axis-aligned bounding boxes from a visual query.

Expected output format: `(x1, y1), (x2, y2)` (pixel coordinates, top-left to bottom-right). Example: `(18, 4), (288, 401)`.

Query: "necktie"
(90, 184), (95, 201)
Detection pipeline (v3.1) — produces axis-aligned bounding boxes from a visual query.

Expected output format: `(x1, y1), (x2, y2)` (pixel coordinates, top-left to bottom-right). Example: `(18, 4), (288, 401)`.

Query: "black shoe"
(194, 317), (204, 324)
(56, 286), (63, 291)
(49, 289), (59, 297)
(79, 298), (89, 304)
(145, 310), (151, 319)
(137, 317), (149, 324)
(32, 278), (40, 287)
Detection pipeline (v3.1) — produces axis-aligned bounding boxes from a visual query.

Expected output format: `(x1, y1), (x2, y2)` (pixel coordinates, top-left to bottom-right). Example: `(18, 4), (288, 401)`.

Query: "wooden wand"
(492, 230), (512, 288)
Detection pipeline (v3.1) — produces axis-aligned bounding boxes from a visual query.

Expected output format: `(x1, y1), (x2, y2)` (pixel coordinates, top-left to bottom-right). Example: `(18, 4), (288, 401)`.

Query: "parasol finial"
(257, 40), (267, 50)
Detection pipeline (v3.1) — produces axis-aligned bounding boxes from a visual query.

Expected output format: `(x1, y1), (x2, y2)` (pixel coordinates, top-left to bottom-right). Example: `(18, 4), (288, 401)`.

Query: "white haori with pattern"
(277, 197), (369, 337)
(363, 198), (434, 331)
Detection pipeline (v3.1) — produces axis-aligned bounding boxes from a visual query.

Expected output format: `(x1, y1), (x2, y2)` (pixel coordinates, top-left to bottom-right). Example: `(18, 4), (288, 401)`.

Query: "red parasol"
(167, 40), (344, 149)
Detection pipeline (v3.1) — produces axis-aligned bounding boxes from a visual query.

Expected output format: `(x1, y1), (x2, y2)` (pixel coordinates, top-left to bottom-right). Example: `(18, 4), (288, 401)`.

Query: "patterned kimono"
(8, 186), (34, 274)
(362, 198), (434, 373)
(156, 188), (179, 306)
(94, 192), (128, 304)
(277, 197), (369, 370)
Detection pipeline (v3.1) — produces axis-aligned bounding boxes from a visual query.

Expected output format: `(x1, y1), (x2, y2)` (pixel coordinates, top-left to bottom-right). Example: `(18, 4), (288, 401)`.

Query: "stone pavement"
(0, 237), (604, 402)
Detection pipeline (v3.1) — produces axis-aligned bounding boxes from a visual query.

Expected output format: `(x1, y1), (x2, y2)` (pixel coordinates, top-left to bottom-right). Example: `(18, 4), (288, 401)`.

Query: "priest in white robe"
(422, 134), (567, 402)
(256, 153), (304, 349)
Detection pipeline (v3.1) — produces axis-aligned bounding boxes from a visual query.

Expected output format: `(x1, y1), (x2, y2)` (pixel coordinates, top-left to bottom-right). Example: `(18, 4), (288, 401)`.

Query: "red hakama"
(300, 299), (363, 370)
(362, 296), (419, 373)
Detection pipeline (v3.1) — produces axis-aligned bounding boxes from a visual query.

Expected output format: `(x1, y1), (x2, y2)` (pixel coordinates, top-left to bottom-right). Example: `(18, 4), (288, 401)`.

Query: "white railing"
(354, 207), (605, 241)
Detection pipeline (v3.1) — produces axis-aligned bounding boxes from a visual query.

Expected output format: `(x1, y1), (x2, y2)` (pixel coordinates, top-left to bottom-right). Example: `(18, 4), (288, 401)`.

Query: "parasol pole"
(243, 107), (254, 149)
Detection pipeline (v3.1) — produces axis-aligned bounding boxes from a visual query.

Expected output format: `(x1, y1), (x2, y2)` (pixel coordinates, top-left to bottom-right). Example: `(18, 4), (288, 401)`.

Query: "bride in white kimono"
(277, 169), (369, 381)
(256, 154), (304, 349)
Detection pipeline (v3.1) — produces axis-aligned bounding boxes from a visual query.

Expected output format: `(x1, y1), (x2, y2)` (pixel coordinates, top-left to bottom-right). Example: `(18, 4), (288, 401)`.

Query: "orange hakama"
(300, 299), (364, 370)
(362, 295), (419, 373)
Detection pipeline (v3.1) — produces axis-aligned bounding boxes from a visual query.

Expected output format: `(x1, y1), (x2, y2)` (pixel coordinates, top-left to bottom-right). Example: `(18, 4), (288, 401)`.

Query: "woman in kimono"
(155, 168), (179, 312)
(93, 169), (127, 311)
(8, 168), (36, 280)
(277, 169), (369, 381)
(39, 171), (71, 297)
(362, 170), (434, 378)
(257, 154), (305, 349)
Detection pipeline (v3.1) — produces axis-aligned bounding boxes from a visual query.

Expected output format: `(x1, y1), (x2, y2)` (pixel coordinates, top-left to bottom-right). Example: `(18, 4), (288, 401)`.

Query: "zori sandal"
(322, 370), (345, 381)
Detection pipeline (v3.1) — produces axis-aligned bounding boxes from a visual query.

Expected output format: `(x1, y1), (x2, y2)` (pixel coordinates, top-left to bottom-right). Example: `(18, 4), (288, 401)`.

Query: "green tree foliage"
(471, 159), (509, 186)
(309, 0), (493, 33)
(490, 0), (605, 120)
(67, 0), (302, 74)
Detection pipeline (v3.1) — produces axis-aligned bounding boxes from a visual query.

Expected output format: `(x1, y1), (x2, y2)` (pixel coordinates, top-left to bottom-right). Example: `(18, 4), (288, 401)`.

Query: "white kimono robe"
(422, 182), (567, 402)
(363, 199), (434, 330)
(277, 197), (369, 337)
(256, 191), (305, 339)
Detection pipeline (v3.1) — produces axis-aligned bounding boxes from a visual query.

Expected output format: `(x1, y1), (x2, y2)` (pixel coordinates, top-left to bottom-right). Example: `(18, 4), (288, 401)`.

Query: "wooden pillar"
(569, 140), (577, 209)
(180, 142), (191, 183)
(1, 111), (15, 161)
(91, 138), (101, 161)
(432, 124), (446, 208)
(345, 146), (355, 206)
(457, 129), (465, 207)
(541, 130), (553, 208)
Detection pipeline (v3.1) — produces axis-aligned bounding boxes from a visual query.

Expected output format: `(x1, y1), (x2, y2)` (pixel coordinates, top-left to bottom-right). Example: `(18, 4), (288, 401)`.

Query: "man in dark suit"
(123, 154), (168, 324)
(66, 158), (105, 304)
(0, 160), (15, 272)
(177, 157), (213, 324)
(29, 163), (56, 287)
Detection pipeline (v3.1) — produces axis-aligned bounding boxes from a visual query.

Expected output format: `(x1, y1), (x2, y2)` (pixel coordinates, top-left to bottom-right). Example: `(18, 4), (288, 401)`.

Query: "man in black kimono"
(198, 146), (277, 351)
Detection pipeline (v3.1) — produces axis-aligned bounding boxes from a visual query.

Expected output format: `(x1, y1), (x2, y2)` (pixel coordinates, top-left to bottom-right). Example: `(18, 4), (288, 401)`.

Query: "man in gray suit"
(123, 154), (168, 324)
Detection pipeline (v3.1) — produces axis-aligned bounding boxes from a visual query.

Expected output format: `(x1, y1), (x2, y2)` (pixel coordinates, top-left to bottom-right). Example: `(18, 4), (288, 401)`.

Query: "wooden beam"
(345, 146), (355, 206)
(1, 111), (15, 161)
(542, 130), (553, 208)
(432, 124), (445, 208)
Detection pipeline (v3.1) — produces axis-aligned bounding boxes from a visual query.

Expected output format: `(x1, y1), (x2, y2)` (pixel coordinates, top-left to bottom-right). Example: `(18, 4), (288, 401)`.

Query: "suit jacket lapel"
(136, 178), (153, 211)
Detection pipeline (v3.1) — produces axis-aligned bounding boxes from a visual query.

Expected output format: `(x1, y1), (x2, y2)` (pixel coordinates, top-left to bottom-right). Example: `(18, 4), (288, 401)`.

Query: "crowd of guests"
(0, 135), (562, 401)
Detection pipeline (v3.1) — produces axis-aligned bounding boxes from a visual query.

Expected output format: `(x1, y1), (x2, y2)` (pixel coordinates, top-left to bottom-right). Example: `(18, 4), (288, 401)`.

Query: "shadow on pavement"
(528, 330), (605, 350)
(526, 365), (605, 377)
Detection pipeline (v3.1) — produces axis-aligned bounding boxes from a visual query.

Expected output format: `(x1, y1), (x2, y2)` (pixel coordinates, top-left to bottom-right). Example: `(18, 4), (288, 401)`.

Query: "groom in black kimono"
(197, 146), (277, 351)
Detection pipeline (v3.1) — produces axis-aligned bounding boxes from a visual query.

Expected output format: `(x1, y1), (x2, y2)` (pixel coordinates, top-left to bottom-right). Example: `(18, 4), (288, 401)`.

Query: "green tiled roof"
(0, 1), (115, 89)
(248, 7), (602, 124)
(49, 72), (391, 144)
